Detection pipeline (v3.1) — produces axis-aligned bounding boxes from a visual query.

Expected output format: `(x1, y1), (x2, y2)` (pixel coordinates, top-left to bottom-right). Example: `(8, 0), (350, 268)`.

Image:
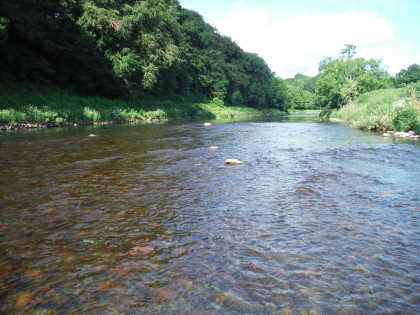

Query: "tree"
(395, 64), (420, 86)
(315, 46), (389, 108)
(319, 56), (333, 73)
(0, 0), (288, 108)
(340, 44), (357, 59)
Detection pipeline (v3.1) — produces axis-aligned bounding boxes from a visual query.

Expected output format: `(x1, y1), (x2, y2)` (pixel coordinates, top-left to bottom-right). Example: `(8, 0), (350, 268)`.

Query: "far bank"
(0, 83), (286, 131)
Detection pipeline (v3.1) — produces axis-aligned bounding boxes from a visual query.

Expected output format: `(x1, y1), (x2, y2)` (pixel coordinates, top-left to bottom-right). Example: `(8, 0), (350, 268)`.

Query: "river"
(0, 115), (419, 314)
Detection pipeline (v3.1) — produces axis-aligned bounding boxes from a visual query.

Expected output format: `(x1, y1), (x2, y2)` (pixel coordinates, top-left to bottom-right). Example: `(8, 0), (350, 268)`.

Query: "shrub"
(392, 107), (419, 132)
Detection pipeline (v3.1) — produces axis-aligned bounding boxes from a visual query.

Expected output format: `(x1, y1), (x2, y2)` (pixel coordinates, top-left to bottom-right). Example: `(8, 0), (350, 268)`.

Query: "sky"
(179, 0), (420, 79)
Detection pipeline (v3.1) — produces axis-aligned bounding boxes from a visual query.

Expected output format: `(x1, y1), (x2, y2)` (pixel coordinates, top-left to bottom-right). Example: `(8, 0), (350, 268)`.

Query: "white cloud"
(207, 8), (407, 78)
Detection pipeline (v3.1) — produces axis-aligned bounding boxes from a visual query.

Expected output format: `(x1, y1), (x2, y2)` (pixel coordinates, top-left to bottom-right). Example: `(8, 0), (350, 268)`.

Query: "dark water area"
(0, 116), (419, 314)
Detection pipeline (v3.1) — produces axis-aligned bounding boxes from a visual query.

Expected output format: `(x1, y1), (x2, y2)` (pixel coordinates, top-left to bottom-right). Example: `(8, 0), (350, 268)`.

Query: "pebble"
(225, 159), (243, 165)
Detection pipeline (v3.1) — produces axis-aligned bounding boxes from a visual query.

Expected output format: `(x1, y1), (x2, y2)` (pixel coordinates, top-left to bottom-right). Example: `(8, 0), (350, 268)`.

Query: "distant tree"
(285, 85), (316, 110)
(316, 46), (389, 108)
(395, 64), (420, 86)
(285, 73), (316, 93)
(340, 44), (357, 60)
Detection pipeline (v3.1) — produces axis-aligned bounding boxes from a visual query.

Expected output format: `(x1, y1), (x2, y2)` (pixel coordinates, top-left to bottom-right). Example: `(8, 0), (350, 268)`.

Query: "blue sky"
(180, 0), (420, 78)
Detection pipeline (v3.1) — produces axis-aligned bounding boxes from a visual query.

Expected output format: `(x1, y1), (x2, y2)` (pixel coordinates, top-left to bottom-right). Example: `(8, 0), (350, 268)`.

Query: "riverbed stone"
(225, 159), (243, 165)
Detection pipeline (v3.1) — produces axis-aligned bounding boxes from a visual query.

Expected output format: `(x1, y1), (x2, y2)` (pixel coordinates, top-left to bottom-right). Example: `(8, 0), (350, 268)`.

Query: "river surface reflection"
(0, 116), (419, 314)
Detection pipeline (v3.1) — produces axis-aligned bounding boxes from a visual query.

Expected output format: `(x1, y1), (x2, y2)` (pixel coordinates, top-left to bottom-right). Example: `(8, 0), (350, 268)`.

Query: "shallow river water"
(0, 116), (419, 314)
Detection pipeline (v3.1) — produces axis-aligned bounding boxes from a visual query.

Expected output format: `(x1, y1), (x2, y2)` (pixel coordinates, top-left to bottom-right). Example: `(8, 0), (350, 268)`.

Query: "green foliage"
(316, 46), (390, 109)
(285, 85), (316, 110)
(0, 17), (9, 43)
(284, 74), (318, 110)
(211, 97), (224, 107)
(285, 73), (316, 93)
(331, 86), (420, 132)
(0, 82), (286, 125)
(319, 107), (333, 120)
(395, 64), (420, 86)
(0, 0), (287, 109)
(392, 107), (419, 132)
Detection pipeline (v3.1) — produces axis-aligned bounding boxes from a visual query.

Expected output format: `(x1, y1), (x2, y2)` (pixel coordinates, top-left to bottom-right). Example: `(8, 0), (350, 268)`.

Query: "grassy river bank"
(330, 83), (420, 134)
(0, 83), (285, 130)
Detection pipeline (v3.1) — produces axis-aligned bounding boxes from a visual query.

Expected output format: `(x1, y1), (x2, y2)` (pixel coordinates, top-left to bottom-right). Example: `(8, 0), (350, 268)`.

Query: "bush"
(319, 107), (332, 120)
(392, 107), (419, 132)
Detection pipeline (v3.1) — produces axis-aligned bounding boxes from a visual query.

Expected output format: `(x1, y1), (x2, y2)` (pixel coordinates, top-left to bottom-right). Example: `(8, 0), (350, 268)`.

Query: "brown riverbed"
(0, 115), (419, 314)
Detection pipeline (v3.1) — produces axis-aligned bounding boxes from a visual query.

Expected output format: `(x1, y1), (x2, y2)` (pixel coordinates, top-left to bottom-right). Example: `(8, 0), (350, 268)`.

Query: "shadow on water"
(0, 117), (419, 313)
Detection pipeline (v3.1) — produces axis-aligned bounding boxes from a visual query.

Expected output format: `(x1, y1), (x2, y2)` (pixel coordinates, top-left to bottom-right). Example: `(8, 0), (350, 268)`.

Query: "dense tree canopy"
(0, 0), (287, 110)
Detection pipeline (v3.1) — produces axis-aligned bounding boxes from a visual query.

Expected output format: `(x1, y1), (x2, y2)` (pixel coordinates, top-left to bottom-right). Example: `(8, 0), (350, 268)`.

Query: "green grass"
(331, 84), (420, 133)
(0, 82), (285, 125)
(288, 109), (321, 114)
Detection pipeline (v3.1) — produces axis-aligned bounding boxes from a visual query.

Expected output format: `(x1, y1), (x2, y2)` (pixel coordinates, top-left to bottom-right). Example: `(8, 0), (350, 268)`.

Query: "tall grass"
(0, 82), (285, 125)
(331, 84), (420, 133)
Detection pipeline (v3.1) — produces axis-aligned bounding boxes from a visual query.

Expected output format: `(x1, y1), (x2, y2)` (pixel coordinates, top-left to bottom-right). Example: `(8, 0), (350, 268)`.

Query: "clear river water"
(0, 115), (419, 314)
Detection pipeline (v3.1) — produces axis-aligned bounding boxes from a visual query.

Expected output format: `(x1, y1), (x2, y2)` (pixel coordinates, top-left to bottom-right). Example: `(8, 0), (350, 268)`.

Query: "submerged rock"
(225, 159), (243, 165)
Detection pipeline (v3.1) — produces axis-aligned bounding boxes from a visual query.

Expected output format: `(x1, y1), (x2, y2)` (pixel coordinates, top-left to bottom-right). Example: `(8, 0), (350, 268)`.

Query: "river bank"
(0, 83), (285, 131)
(287, 109), (321, 115)
(330, 85), (420, 139)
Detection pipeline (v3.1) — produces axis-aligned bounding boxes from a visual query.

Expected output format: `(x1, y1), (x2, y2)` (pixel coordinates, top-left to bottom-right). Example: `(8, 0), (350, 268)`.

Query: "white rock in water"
(408, 130), (416, 136)
(209, 146), (219, 150)
(203, 122), (212, 126)
(383, 133), (391, 137)
(88, 134), (97, 137)
(225, 158), (243, 165)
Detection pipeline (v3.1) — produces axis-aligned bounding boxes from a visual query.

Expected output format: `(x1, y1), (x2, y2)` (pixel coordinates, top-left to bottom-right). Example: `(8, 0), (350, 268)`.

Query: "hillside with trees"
(0, 0), (288, 111)
(284, 74), (317, 110)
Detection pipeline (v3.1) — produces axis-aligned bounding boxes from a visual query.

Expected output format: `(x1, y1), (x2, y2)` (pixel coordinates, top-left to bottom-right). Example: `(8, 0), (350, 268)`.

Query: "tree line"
(285, 44), (420, 112)
(0, 2), (418, 113)
(0, 0), (288, 110)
